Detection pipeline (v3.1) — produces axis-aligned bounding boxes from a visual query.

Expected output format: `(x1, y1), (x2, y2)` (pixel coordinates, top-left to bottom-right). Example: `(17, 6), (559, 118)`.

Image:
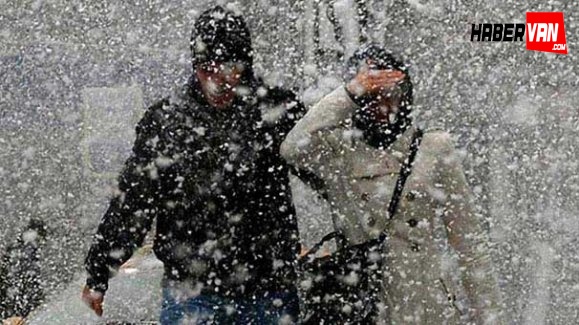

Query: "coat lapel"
(350, 126), (416, 179)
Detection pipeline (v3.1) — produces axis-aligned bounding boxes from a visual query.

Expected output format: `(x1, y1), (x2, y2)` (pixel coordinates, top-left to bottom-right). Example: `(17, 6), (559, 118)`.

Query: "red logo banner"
(526, 12), (568, 54)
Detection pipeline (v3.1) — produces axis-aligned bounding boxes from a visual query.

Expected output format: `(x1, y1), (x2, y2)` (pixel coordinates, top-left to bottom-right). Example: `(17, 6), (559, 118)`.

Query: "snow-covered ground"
(29, 252), (164, 324)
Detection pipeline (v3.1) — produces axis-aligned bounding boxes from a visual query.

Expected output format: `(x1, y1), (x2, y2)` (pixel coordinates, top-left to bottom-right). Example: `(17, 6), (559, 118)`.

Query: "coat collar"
(386, 124), (416, 163)
(349, 125), (417, 179)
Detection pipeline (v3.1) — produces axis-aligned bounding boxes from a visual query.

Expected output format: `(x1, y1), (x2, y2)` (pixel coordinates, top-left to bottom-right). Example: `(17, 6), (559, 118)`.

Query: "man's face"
(195, 61), (245, 109)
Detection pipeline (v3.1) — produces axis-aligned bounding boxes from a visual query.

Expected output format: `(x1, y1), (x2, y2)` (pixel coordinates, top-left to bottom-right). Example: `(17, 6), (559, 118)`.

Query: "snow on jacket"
(281, 87), (503, 324)
(85, 80), (306, 298)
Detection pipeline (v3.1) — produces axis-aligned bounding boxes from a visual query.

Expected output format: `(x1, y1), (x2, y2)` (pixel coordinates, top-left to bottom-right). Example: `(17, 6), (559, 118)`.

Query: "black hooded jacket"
(85, 7), (306, 297)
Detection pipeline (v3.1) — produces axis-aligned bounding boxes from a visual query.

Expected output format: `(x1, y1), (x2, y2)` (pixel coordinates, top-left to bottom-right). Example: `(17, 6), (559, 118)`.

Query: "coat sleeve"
(84, 100), (167, 293)
(280, 86), (358, 175)
(261, 86), (330, 198)
(432, 132), (503, 324)
(262, 86), (307, 140)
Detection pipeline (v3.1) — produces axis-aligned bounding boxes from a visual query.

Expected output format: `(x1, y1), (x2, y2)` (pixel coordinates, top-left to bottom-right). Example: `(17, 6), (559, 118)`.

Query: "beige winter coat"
(281, 87), (502, 324)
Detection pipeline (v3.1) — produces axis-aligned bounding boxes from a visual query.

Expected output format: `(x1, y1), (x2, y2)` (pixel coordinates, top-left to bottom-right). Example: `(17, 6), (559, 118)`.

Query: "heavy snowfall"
(0, 0), (578, 324)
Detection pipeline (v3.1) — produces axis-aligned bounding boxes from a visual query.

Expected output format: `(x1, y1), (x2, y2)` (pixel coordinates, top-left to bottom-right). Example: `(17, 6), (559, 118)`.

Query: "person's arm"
(84, 100), (167, 296)
(261, 86), (307, 139)
(281, 68), (405, 173)
(259, 86), (333, 199)
(280, 86), (359, 173)
(433, 133), (503, 324)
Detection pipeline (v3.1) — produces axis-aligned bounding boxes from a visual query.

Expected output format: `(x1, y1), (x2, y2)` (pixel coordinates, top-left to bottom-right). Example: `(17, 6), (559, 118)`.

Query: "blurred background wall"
(0, 0), (578, 323)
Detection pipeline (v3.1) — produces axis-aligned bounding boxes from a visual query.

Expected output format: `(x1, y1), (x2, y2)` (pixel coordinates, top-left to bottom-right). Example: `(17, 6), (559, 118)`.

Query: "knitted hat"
(190, 6), (253, 67)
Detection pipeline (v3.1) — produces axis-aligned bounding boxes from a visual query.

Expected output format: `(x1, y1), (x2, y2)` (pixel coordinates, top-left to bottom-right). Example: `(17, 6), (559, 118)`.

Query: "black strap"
(303, 128), (424, 257)
(301, 231), (347, 262)
(377, 128), (423, 243)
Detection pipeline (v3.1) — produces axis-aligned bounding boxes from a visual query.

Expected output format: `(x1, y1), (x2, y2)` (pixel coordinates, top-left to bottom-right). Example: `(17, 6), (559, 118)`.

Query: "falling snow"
(0, 0), (578, 324)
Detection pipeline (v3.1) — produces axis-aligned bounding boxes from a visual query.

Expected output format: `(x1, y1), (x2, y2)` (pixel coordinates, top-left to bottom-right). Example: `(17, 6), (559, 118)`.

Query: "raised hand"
(346, 67), (406, 98)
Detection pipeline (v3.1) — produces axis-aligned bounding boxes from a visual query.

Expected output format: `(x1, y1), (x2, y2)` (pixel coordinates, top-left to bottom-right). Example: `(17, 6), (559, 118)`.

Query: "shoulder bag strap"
(376, 128), (424, 244)
(301, 128), (424, 258)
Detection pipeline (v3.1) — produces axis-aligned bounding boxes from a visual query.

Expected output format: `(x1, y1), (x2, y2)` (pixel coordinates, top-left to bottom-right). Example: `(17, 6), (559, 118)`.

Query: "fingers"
(348, 69), (406, 98)
(81, 286), (104, 317)
(365, 79), (404, 93)
(368, 69), (405, 78)
(368, 76), (404, 89)
(356, 70), (406, 95)
(93, 300), (104, 317)
(366, 71), (405, 85)
(81, 286), (91, 306)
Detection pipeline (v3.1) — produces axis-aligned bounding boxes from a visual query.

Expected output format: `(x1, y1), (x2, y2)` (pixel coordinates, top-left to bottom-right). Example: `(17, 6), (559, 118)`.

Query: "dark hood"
(188, 6), (259, 110)
(190, 6), (253, 67)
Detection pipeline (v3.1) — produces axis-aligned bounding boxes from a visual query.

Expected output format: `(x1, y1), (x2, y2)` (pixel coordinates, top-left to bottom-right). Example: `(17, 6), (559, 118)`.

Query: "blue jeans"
(159, 283), (299, 324)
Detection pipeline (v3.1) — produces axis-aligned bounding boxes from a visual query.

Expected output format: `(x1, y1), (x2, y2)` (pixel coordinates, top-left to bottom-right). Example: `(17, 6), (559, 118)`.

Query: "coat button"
(407, 219), (418, 227)
(410, 242), (420, 252)
(406, 191), (417, 201)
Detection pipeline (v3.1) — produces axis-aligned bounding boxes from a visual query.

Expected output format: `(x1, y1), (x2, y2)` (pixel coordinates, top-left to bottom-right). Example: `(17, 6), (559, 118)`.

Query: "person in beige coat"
(281, 45), (502, 324)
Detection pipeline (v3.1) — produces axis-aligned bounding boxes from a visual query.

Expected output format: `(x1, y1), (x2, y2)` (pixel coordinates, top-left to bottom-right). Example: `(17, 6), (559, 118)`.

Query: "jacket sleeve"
(280, 86), (358, 175)
(261, 86), (329, 197)
(262, 86), (307, 140)
(433, 133), (503, 324)
(84, 100), (167, 293)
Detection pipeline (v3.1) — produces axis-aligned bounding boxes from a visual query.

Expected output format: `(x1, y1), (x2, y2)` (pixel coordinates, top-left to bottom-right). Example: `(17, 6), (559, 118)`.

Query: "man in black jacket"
(82, 6), (304, 324)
